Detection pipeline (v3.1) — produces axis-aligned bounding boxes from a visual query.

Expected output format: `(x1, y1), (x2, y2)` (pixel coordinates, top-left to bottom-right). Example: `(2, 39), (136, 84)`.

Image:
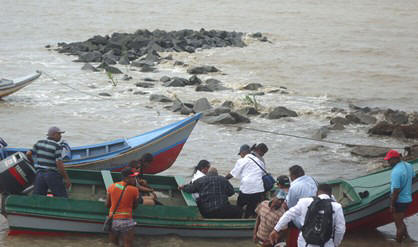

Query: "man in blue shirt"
(385, 150), (415, 243)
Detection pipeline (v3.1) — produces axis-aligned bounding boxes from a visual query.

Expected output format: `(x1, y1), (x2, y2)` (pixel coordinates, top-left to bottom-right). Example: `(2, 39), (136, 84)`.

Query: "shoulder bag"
(248, 156), (275, 192)
(103, 184), (127, 232)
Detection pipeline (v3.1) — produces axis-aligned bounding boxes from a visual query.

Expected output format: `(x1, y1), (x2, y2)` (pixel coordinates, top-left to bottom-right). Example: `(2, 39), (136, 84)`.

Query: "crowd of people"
(25, 127), (415, 247)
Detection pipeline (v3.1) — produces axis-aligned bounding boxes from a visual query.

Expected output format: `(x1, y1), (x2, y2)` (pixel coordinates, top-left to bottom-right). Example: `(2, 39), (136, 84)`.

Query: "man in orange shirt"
(106, 167), (140, 247)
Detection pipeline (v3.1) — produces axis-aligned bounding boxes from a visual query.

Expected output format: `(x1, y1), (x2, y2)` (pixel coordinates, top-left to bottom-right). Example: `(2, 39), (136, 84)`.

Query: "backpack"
(302, 197), (334, 247)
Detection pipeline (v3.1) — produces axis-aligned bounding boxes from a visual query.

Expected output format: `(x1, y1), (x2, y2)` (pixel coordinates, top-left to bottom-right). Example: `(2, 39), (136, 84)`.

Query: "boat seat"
(101, 170), (114, 190)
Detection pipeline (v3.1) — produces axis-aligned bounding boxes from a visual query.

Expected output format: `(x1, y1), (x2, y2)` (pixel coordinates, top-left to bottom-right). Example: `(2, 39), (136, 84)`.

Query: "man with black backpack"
(270, 183), (346, 247)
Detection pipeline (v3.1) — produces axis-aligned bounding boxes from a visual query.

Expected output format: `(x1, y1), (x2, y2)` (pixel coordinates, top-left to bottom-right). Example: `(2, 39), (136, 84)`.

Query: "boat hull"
(0, 71), (41, 98)
(3, 114), (201, 174)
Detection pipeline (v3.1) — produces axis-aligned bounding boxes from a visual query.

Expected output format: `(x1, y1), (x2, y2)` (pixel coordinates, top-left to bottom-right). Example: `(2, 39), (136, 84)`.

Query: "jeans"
(33, 170), (68, 198)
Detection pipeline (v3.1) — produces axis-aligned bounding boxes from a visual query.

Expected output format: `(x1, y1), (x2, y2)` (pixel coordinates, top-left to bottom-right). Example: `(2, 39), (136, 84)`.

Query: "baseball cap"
(277, 175), (290, 187)
(121, 167), (139, 178)
(238, 144), (250, 155)
(384, 150), (400, 160)
(47, 126), (65, 137)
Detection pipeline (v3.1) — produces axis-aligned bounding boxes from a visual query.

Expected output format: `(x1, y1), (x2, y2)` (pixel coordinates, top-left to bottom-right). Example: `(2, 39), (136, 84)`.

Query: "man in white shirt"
(226, 143), (269, 218)
(270, 183), (346, 247)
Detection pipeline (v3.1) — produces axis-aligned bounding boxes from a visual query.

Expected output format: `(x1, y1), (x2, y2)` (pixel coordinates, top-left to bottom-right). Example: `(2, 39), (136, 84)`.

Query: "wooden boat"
(2, 114), (201, 174)
(1, 160), (417, 242)
(0, 71), (41, 98)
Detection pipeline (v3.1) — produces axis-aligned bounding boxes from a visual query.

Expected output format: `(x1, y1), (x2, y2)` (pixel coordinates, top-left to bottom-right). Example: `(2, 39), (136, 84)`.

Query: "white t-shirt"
(191, 170), (206, 199)
(230, 153), (265, 194)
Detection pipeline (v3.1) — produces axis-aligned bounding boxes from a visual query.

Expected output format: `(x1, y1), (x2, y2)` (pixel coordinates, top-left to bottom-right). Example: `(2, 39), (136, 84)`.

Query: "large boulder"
(205, 78), (230, 91)
(267, 107), (298, 119)
(237, 106), (259, 115)
(195, 85), (213, 92)
(193, 98), (212, 112)
(221, 100), (234, 108)
(160, 76), (171, 82)
(187, 65), (219, 74)
(202, 107), (231, 117)
(149, 94), (172, 103)
(229, 112), (250, 123)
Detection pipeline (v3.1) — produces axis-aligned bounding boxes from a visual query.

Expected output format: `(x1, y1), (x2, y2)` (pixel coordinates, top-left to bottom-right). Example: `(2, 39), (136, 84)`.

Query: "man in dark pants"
(385, 150), (414, 243)
(26, 126), (71, 197)
(179, 167), (242, 218)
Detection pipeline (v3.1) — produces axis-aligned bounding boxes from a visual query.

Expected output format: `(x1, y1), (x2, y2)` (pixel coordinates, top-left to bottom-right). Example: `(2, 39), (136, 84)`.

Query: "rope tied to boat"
(41, 70), (114, 100)
(237, 126), (411, 150)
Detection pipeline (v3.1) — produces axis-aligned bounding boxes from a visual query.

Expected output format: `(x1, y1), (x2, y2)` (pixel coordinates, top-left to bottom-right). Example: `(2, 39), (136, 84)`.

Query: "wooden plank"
(174, 175), (196, 207)
(101, 170), (114, 190)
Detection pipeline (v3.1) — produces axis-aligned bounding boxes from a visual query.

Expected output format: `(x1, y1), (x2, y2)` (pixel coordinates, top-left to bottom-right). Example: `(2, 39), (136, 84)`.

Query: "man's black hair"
(289, 165), (305, 178)
(318, 183), (333, 196)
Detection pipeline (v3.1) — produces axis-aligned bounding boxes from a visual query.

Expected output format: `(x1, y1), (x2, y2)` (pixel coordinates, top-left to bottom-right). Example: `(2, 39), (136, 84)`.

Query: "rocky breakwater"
(55, 29), (247, 73)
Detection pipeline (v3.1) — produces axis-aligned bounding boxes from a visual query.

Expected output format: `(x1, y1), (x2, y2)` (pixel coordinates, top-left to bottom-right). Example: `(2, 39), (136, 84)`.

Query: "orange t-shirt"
(108, 181), (139, 219)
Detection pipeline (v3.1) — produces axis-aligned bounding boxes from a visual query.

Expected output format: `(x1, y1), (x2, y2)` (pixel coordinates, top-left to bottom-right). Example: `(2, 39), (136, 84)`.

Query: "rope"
(41, 70), (113, 100)
(238, 126), (408, 150)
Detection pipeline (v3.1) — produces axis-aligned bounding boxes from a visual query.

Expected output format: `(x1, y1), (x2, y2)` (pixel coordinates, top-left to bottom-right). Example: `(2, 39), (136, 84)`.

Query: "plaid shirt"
(183, 175), (235, 213)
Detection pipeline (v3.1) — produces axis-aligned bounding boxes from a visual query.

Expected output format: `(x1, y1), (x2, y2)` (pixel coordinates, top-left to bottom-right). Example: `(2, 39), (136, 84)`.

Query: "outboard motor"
(0, 152), (36, 194)
(0, 137), (7, 160)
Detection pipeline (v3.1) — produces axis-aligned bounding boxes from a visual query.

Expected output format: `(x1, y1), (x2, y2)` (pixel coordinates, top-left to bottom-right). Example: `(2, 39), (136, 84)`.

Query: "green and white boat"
(1, 160), (417, 241)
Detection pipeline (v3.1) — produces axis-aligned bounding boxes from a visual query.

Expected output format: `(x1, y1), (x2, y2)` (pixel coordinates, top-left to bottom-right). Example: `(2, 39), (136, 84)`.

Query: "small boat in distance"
(0, 71), (41, 98)
(2, 113), (202, 174)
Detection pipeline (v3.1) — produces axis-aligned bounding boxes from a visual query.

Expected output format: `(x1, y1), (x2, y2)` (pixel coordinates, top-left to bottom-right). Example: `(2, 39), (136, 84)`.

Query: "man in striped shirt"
(26, 126), (71, 197)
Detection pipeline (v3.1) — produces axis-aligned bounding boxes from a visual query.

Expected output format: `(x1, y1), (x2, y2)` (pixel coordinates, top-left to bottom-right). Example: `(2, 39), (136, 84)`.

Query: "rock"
(241, 83), (263, 91)
(249, 32), (263, 38)
(368, 121), (394, 136)
(195, 85), (213, 92)
(78, 51), (102, 63)
(248, 92), (265, 96)
(187, 65), (219, 74)
(143, 78), (156, 82)
(237, 106), (259, 115)
(160, 76), (171, 82)
(409, 112), (418, 124)
(400, 123), (418, 139)
(312, 126), (330, 140)
(267, 107), (298, 119)
(229, 111), (251, 123)
(345, 112), (377, 125)
(164, 77), (187, 87)
(392, 126), (406, 139)
(180, 105), (193, 115)
(99, 92), (112, 97)
(202, 107), (231, 117)
(331, 107), (346, 113)
(193, 98), (212, 112)
(149, 94), (172, 103)
(102, 50), (119, 65)
(139, 65), (156, 72)
(205, 78), (229, 91)
(118, 55), (130, 65)
(169, 100), (183, 112)
(133, 90), (148, 95)
(174, 61), (185, 66)
(81, 63), (99, 72)
(104, 65), (122, 74)
(351, 146), (390, 158)
(135, 82), (154, 88)
(188, 75), (202, 85)
(221, 101), (234, 108)
(297, 145), (328, 153)
(122, 74), (132, 81)
(330, 117), (350, 126)
(202, 113), (237, 125)
(329, 123), (345, 130)
(45, 44), (51, 48)
(384, 109), (409, 125)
